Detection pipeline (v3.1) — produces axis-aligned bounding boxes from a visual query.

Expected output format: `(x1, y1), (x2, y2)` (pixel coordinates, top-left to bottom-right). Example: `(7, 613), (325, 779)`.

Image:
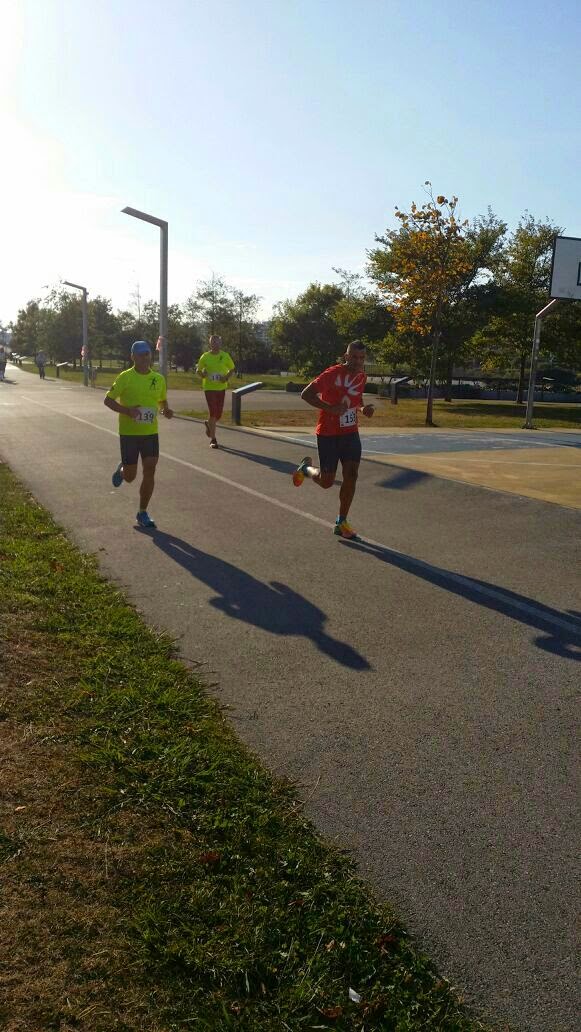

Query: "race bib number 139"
(339, 407), (357, 428)
(137, 407), (156, 424)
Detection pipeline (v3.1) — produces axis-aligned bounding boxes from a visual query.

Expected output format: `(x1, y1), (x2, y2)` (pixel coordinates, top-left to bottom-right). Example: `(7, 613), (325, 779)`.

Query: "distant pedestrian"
(0, 347), (6, 381)
(35, 351), (47, 379)
(196, 335), (235, 449)
(104, 340), (173, 529)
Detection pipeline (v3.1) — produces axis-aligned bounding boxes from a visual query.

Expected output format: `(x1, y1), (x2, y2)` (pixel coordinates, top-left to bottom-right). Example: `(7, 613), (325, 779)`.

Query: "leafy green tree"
(232, 289), (261, 371)
(331, 267), (365, 302)
(271, 283), (344, 376)
(88, 296), (120, 368)
(36, 289), (86, 366)
(11, 301), (44, 357)
(470, 214), (561, 402)
(168, 304), (203, 371)
(185, 274), (236, 339)
(332, 292), (394, 353)
(542, 300), (581, 371)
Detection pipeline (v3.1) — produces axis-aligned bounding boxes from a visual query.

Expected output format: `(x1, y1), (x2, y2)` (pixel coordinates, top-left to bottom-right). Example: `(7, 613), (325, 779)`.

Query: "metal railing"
(231, 381), (264, 425)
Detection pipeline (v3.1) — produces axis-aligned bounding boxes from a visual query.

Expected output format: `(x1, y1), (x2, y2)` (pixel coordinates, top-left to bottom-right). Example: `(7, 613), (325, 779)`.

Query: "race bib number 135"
(339, 407), (357, 428)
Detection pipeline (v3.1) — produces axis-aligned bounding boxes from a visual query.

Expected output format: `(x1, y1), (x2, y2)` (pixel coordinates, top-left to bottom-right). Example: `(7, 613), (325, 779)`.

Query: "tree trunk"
(425, 331), (440, 426)
(517, 349), (526, 404)
(444, 352), (454, 402)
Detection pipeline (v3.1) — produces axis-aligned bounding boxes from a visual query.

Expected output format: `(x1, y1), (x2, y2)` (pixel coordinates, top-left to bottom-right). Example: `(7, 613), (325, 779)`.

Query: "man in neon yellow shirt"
(196, 334), (235, 449)
(104, 340), (173, 529)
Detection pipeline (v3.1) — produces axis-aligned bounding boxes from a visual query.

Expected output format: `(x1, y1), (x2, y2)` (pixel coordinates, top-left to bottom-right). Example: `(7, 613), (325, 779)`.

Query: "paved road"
(1, 368), (579, 1032)
(272, 427), (581, 455)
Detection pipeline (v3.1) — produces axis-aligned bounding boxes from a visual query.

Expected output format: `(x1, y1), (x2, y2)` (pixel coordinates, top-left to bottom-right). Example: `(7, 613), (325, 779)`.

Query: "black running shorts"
(120, 434), (159, 466)
(317, 432), (362, 475)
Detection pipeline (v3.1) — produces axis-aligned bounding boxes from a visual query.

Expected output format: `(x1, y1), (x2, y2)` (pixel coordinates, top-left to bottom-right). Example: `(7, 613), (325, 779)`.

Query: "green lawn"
(17, 361), (302, 392)
(0, 463), (489, 1031)
(17, 361), (580, 428)
(177, 398), (581, 431)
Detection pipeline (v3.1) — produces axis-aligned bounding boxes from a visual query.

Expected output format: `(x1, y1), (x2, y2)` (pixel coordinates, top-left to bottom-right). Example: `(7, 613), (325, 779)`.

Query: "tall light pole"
(122, 206), (168, 379)
(63, 280), (90, 386)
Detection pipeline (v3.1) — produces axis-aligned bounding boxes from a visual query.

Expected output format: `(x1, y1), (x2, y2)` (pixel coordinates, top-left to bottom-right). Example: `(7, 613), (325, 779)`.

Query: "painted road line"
(19, 395), (581, 642)
(437, 457), (581, 468)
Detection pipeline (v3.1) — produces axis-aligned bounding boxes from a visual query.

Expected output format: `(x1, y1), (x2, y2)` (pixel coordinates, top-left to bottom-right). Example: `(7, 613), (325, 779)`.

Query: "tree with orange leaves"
(368, 185), (504, 425)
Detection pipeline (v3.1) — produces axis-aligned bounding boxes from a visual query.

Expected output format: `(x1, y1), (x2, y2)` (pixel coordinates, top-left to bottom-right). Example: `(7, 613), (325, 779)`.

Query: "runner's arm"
(301, 382), (348, 415)
(104, 396), (140, 418)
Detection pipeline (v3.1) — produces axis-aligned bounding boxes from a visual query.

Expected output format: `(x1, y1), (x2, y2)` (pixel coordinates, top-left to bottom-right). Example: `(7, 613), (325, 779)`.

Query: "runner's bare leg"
(338, 460), (359, 518)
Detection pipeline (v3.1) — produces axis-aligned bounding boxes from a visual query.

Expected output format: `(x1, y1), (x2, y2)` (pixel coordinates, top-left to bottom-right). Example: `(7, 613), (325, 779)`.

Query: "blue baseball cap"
(131, 340), (152, 355)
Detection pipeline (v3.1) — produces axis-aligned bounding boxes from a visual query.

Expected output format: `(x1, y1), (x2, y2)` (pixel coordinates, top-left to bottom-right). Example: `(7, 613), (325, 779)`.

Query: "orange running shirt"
(311, 364), (367, 436)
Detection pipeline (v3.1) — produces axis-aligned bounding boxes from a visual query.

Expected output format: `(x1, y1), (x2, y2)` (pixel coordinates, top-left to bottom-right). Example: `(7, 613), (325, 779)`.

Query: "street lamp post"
(63, 280), (90, 386)
(122, 206), (168, 379)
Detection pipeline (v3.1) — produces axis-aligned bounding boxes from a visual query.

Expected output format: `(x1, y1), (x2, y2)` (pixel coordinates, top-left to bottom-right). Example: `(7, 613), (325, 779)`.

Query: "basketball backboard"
(549, 235), (581, 300)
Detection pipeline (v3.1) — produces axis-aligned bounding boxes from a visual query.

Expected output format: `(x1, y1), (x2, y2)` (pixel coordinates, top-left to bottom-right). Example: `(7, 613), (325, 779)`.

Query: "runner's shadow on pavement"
(219, 445), (340, 484)
(150, 531), (370, 671)
(376, 467), (430, 490)
(343, 539), (581, 661)
(218, 444), (298, 476)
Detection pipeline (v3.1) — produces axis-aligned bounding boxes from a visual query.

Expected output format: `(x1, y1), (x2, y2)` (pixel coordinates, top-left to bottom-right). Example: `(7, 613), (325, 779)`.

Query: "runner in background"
(292, 340), (375, 540)
(104, 340), (173, 529)
(35, 350), (47, 379)
(196, 335), (235, 449)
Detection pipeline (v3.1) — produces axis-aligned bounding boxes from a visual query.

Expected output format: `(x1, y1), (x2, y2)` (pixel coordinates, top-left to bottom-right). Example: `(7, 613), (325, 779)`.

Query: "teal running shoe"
(136, 511), (156, 529)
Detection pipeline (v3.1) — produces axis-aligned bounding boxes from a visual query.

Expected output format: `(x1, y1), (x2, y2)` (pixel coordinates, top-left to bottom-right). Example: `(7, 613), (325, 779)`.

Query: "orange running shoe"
(334, 518), (359, 541)
(292, 456), (312, 487)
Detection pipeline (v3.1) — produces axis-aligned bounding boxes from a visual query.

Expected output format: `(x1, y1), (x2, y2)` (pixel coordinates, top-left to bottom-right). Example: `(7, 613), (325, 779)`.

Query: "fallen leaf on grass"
(199, 850), (220, 865)
(319, 1005), (343, 1019)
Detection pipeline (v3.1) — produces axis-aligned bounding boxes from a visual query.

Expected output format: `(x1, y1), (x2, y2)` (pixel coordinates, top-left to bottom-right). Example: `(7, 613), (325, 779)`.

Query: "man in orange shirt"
(292, 340), (374, 540)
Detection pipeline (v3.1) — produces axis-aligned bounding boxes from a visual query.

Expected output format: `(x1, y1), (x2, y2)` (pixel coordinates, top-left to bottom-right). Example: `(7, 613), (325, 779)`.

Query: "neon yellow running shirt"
(106, 367), (167, 436)
(197, 350), (235, 391)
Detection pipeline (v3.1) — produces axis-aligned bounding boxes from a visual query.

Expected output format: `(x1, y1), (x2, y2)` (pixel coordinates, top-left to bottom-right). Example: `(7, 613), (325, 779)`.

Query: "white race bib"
(209, 373), (222, 382)
(137, 407), (156, 424)
(339, 407), (357, 428)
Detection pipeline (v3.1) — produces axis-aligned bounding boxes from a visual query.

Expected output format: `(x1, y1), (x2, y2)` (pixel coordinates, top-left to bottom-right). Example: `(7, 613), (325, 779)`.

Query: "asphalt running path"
(267, 427), (581, 456)
(1, 369), (579, 1032)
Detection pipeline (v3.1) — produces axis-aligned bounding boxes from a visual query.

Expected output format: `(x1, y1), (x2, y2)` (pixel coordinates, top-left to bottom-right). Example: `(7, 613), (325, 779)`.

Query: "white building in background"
(254, 321), (273, 349)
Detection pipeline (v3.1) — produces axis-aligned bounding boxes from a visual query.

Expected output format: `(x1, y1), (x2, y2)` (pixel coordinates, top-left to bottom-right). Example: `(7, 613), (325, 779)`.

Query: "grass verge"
(0, 463), (492, 1031)
(178, 399), (581, 431)
(16, 362), (301, 392)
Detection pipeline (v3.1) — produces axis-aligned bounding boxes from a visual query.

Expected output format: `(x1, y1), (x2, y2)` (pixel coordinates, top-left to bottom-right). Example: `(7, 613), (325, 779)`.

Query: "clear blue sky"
(3, 0), (580, 321)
